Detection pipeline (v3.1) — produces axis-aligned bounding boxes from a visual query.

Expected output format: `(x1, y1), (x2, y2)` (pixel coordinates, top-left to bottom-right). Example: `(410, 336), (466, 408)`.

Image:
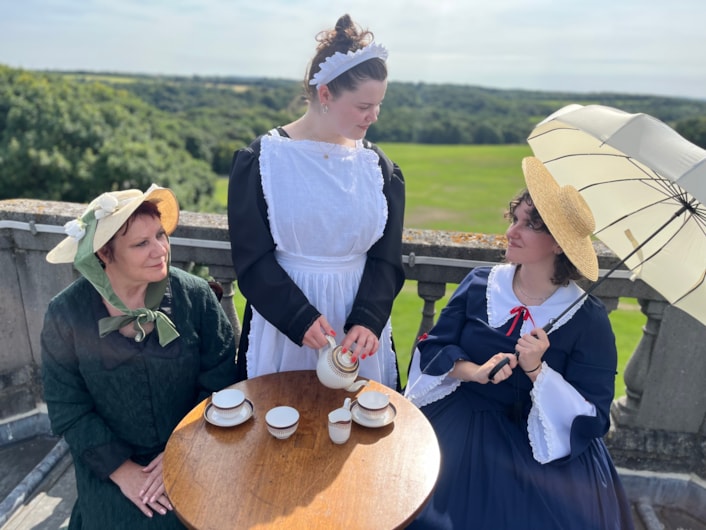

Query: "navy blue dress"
(407, 266), (634, 530)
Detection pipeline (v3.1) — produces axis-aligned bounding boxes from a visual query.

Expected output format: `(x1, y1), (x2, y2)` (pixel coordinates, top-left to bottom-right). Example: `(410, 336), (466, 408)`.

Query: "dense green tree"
(73, 71), (706, 152)
(2, 65), (705, 206)
(473, 123), (502, 144)
(0, 66), (220, 211)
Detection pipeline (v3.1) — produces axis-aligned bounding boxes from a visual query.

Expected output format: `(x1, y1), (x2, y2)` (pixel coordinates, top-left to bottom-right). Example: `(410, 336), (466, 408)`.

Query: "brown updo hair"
(304, 14), (388, 101)
(505, 189), (583, 286)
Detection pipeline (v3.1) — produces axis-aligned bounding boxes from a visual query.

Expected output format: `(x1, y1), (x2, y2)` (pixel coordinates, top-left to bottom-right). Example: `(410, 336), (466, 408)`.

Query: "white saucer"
(351, 402), (397, 428)
(204, 399), (254, 427)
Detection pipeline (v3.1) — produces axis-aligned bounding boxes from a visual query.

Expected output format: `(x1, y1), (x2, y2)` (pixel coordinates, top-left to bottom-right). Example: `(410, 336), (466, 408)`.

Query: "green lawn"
(217, 143), (643, 397)
(381, 143), (532, 233)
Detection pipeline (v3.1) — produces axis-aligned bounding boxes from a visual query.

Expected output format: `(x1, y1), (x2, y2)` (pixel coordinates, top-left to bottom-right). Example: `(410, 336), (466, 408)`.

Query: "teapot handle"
(323, 334), (337, 349)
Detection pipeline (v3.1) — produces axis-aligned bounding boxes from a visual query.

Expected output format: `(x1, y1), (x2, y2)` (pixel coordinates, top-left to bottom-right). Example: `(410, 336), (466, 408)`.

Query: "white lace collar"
(487, 264), (586, 335)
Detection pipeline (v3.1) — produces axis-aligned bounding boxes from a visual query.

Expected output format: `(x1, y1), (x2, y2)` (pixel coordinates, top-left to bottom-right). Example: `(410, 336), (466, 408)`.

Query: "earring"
(322, 104), (329, 114)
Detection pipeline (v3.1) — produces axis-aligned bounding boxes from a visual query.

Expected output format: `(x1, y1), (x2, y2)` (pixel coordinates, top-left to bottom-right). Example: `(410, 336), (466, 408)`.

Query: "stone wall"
(1, 198), (705, 477)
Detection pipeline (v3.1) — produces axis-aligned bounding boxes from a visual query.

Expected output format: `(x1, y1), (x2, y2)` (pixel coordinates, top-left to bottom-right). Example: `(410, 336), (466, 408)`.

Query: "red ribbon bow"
(506, 306), (536, 337)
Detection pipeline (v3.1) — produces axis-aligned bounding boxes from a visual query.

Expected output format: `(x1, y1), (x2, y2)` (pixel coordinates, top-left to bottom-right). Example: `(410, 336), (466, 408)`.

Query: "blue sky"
(1, 0), (704, 100)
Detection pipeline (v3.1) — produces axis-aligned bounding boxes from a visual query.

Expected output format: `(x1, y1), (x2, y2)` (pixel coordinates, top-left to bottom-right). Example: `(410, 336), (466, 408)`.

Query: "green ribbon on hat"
(73, 209), (180, 346)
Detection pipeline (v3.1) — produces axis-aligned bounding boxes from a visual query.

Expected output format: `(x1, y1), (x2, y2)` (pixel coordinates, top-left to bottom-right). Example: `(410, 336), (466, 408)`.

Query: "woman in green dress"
(41, 185), (239, 529)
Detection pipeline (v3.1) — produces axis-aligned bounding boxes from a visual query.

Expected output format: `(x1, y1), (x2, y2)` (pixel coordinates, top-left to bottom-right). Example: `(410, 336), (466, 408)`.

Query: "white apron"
(246, 130), (398, 388)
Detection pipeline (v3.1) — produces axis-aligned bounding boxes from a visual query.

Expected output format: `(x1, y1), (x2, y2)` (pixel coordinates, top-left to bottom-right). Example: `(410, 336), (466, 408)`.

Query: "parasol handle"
(487, 321), (555, 380)
(487, 354), (513, 381)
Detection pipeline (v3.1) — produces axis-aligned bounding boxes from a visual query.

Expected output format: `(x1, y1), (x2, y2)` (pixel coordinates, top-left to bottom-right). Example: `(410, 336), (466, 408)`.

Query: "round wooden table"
(163, 370), (440, 529)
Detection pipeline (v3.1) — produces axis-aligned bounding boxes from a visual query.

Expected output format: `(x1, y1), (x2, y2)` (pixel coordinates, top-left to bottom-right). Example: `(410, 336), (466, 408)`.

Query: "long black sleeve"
(345, 143), (406, 336)
(227, 138), (321, 346)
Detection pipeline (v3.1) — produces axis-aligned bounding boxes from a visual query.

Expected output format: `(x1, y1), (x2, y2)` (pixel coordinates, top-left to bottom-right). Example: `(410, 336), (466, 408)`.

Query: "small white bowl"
(211, 388), (246, 420)
(357, 390), (390, 422)
(265, 406), (300, 439)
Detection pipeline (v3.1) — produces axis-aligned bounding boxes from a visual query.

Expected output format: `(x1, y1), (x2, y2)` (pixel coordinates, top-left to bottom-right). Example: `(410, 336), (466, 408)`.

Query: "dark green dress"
(41, 267), (240, 529)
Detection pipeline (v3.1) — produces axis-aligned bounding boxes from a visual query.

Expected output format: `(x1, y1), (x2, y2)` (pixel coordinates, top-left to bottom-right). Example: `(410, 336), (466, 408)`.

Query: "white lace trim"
(246, 129), (395, 387)
(488, 264), (586, 335)
(527, 364), (597, 464)
(309, 42), (388, 88)
(406, 264), (591, 409)
(260, 129), (387, 252)
(404, 347), (461, 407)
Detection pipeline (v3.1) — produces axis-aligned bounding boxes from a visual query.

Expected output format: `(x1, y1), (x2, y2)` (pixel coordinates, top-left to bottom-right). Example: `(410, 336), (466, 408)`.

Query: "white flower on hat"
(94, 193), (119, 220)
(64, 219), (86, 241)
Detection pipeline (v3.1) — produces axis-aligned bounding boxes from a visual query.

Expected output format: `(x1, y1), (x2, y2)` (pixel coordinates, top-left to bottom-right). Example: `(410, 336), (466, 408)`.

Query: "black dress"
(227, 129), (405, 388)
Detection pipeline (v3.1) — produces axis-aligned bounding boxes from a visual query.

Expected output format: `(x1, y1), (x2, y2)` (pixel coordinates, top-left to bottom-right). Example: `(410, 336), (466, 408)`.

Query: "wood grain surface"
(163, 370), (440, 529)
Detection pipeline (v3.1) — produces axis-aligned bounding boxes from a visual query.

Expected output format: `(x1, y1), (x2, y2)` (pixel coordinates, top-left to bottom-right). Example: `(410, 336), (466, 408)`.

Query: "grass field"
(216, 143), (643, 397)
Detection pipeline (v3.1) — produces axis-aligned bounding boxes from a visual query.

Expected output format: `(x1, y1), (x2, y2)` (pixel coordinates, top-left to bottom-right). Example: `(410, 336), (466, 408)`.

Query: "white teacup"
(328, 399), (352, 444)
(211, 388), (246, 420)
(265, 406), (300, 440)
(357, 390), (390, 422)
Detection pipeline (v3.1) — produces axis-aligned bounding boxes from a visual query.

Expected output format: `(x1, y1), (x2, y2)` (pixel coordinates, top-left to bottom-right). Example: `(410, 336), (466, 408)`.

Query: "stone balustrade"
(1, 198), (705, 479)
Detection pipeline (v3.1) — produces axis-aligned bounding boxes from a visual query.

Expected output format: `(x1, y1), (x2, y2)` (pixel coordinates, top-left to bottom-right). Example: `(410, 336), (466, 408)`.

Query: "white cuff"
(527, 363), (596, 463)
(404, 348), (460, 407)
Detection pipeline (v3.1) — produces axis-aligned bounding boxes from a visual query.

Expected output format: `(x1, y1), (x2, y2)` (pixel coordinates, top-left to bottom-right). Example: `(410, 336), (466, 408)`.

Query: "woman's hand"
(515, 326), (549, 382)
(341, 325), (379, 362)
(109, 457), (172, 518)
(452, 353), (518, 384)
(302, 315), (336, 349)
(301, 318), (379, 362)
(139, 453), (170, 507)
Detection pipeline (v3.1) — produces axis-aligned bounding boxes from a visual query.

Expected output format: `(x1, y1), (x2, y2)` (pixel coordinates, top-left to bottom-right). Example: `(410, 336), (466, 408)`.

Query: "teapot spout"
(344, 379), (369, 392)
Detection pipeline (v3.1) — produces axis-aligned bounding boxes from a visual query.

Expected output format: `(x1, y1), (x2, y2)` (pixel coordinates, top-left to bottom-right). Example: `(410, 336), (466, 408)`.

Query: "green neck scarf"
(74, 210), (180, 346)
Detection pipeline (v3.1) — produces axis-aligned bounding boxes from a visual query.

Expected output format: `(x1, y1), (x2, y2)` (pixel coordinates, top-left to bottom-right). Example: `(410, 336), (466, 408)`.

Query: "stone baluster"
(611, 298), (667, 426)
(412, 281), (447, 356)
(211, 278), (241, 348)
(597, 295), (620, 314)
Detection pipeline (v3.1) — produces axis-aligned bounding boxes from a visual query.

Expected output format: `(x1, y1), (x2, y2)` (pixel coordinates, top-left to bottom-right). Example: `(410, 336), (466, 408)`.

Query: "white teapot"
(316, 335), (360, 389)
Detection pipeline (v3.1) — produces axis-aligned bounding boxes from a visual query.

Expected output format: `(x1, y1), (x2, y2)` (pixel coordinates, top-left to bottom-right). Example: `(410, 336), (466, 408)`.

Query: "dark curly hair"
(505, 189), (583, 286)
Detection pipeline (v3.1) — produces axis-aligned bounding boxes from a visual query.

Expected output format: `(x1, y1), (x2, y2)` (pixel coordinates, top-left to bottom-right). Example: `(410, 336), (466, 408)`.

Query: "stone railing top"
(0, 198), (622, 254)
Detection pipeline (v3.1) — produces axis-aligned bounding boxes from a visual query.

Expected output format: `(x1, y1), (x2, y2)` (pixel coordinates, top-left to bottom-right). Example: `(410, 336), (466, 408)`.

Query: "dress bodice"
(259, 132), (387, 260)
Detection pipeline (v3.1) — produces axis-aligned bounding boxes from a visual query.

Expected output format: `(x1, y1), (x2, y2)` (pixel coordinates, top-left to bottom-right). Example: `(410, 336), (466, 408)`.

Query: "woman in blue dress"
(406, 157), (634, 529)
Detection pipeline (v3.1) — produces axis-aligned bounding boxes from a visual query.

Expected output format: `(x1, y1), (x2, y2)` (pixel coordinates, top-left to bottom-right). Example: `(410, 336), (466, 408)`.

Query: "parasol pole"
(487, 199), (694, 380)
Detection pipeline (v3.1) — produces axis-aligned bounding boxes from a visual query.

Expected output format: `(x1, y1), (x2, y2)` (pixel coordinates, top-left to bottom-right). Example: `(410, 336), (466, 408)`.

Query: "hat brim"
(47, 184), (179, 264)
(522, 157), (598, 281)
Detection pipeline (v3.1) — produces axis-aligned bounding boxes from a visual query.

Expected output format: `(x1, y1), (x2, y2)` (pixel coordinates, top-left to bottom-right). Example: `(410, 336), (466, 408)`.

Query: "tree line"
(2, 65), (705, 212)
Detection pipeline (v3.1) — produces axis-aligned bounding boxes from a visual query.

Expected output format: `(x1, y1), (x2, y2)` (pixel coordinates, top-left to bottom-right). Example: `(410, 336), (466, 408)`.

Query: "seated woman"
(405, 158), (634, 529)
(41, 184), (239, 529)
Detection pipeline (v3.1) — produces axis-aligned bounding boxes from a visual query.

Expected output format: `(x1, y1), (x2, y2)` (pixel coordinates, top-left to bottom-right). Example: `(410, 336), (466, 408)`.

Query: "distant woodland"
(2, 64), (706, 212)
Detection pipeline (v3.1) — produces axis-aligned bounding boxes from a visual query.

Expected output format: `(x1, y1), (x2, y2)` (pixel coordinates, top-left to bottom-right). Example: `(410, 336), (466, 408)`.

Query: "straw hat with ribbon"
(47, 184), (181, 345)
(521, 157), (598, 281)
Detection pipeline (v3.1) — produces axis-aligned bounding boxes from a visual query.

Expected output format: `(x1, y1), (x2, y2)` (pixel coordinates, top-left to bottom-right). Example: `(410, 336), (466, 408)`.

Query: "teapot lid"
(334, 346), (358, 369)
